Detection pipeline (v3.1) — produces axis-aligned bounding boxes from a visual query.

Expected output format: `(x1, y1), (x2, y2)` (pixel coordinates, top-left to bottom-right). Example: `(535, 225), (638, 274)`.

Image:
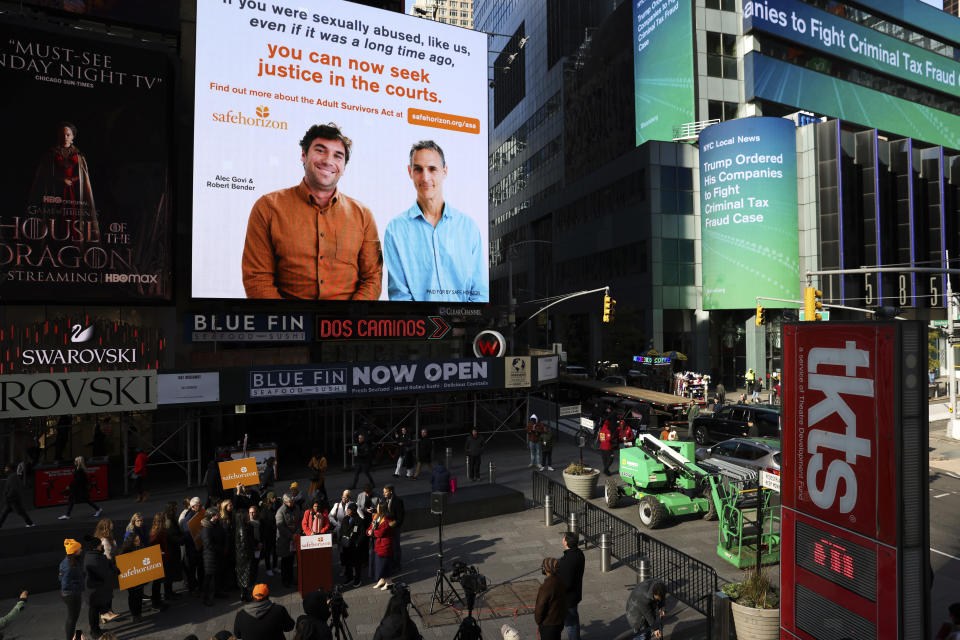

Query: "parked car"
(563, 365), (591, 379)
(696, 437), (781, 476)
(601, 375), (629, 386)
(691, 404), (780, 445)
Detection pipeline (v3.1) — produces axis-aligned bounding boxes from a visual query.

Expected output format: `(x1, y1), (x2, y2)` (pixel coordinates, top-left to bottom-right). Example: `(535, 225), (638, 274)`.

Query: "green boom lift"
(603, 434), (780, 568)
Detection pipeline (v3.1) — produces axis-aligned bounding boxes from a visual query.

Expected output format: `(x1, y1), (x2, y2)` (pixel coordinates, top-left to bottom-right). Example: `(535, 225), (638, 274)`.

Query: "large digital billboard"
(748, 54), (960, 150)
(699, 117), (800, 310)
(744, 0), (960, 100)
(0, 23), (174, 301)
(633, 0), (695, 145)
(192, 0), (488, 302)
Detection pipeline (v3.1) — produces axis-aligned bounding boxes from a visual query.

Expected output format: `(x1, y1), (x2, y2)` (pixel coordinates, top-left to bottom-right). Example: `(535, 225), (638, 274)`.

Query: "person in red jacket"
(133, 448), (149, 503)
(599, 420), (617, 476)
(300, 500), (331, 536)
(617, 419), (636, 448)
(368, 502), (395, 591)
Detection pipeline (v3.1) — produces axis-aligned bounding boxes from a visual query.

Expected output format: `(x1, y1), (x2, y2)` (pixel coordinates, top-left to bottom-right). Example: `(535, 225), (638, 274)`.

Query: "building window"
(662, 239), (695, 286)
(706, 32), (737, 79)
(705, 0), (735, 10)
(660, 167), (694, 215)
(708, 100), (738, 121)
(493, 23), (527, 127)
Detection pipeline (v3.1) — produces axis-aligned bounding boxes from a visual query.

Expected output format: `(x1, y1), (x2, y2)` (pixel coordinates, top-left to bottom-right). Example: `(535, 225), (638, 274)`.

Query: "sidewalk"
(0, 500), (708, 640)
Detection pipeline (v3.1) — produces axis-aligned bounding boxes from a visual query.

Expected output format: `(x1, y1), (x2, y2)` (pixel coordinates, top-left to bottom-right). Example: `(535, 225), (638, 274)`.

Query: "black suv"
(691, 404), (780, 445)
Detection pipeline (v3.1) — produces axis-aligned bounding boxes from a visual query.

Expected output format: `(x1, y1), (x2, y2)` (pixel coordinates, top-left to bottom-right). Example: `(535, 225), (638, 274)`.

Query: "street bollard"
(567, 512), (579, 537)
(638, 557), (650, 583)
(599, 531), (611, 573)
(445, 446), (453, 469)
(544, 494), (552, 527)
(488, 461), (496, 484)
(713, 591), (731, 640)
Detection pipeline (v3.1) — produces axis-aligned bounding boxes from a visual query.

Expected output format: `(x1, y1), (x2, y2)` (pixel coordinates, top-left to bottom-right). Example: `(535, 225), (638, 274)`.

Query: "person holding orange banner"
(117, 534), (146, 622)
(383, 140), (487, 302)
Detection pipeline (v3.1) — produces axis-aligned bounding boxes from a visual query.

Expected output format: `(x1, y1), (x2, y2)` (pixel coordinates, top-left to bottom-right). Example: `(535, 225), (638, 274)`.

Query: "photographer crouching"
(625, 580), (667, 640)
(372, 583), (422, 640)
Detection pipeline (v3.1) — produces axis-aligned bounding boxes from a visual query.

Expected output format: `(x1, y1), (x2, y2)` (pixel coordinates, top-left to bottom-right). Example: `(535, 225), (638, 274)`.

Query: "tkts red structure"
(780, 322), (929, 640)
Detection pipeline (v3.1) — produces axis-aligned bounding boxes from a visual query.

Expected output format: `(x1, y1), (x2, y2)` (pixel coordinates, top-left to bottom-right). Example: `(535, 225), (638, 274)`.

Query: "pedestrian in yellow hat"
(60, 539), (85, 639)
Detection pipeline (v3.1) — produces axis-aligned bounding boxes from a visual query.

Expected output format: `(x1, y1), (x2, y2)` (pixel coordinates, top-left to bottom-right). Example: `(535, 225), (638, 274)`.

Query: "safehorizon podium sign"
(780, 322), (929, 639)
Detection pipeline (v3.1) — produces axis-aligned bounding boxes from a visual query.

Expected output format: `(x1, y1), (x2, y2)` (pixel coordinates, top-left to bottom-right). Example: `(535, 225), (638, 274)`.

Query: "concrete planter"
(730, 601), (780, 640)
(562, 467), (600, 499)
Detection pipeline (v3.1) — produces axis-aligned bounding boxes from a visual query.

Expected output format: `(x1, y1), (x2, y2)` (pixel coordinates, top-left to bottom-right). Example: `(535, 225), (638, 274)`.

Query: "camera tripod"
(430, 511), (464, 614)
(330, 613), (353, 640)
(452, 590), (483, 640)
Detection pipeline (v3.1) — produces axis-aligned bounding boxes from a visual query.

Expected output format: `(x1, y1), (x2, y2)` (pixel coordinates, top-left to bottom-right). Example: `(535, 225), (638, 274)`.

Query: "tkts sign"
(781, 322), (930, 640)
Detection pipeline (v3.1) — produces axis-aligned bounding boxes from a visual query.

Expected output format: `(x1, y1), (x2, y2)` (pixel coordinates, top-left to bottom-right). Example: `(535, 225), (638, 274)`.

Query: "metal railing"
(531, 471), (720, 636)
(672, 119), (720, 141)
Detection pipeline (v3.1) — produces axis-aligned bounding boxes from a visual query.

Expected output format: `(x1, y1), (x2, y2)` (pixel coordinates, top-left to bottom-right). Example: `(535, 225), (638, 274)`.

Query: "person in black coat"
(200, 511), (226, 606)
(625, 580), (667, 640)
(372, 594), (421, 640)
(350, 433), (375, 490)
(382, 485), (405, 568)
(555, 532), (586, 640)
(338, 503), (364, 587)
(0, 463), (34, 528)
(393, 426), (414, 479)
(83, 537), (118, 638)
(294, 589), (333, 640)
(60, 456), (101, 520)
(233, 583), (294, 640)
(413, 428), (433, 479)
(258, 493), (278, 578)
(205, 456), (225, 507)
(464, 428), (483, 481)
(430, 462), (451, 494)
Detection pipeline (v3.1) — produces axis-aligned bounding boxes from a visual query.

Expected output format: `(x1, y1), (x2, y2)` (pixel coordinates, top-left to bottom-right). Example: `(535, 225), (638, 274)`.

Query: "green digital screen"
(748, 54), (960, 149)
(744, 0), (960, 100)
(633, 0), (695, 145)
(699, 117), (801, 310)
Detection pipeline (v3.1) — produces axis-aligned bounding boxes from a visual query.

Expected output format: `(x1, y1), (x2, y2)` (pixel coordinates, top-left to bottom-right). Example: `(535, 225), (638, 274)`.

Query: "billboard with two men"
(191, 0), (489, 303)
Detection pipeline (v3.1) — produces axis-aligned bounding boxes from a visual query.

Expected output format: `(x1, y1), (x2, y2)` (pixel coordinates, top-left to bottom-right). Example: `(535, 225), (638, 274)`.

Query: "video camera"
(451, 561), (487, 600)
(329, 584), (349, 622)
(388, 581), (411, 605)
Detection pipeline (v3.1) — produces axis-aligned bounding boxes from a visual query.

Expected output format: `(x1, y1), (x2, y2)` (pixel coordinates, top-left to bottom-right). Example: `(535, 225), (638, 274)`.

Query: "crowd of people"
(37, 441), (426, 640)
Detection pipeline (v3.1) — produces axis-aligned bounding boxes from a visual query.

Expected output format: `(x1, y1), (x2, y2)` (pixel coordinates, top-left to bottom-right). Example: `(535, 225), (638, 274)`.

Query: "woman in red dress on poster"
(31, 122), (97, 222)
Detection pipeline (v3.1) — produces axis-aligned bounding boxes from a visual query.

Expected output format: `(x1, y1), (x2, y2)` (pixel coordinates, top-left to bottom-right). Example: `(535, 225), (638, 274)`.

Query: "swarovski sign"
(21, 323), (136, 366)
(0, 370), (157, 418)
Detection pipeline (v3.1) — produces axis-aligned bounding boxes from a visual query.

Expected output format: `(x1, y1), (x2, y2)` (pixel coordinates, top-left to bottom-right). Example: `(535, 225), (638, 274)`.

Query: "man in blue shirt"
(383, 140), (488, 302)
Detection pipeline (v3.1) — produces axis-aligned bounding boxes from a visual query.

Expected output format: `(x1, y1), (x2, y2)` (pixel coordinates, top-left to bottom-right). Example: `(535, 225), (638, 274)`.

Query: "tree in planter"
(722, 568), (780, 640)
(721, 568), (778, 609)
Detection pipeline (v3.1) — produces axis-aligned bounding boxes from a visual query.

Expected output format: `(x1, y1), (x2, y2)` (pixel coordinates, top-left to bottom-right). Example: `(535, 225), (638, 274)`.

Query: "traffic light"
(602, 295), (616, 323)
(804, 287), (823, 321)
(756, 305), (765, 326)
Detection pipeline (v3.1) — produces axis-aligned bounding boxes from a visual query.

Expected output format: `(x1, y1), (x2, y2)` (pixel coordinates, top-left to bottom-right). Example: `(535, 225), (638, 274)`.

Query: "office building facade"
(480, 0), (960, 383)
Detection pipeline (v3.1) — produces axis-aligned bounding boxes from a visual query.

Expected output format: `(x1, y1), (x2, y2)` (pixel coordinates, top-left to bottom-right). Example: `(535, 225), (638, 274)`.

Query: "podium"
(297, 534), (333, 596)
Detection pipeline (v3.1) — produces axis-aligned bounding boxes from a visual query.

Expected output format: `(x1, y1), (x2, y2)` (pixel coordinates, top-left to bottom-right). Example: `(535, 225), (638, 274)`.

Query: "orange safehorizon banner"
(116, 544), (165, 590)
(218, 456), (261, 489)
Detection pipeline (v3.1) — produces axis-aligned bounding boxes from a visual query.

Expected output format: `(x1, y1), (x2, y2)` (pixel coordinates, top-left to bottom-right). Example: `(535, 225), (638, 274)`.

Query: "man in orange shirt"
(241, 122), (383, 299)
